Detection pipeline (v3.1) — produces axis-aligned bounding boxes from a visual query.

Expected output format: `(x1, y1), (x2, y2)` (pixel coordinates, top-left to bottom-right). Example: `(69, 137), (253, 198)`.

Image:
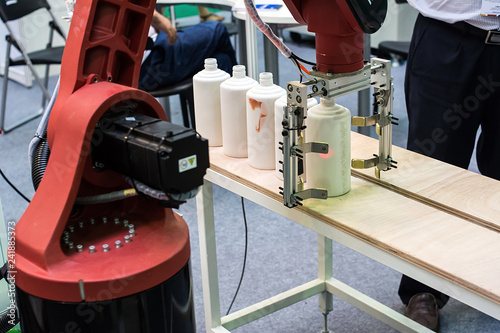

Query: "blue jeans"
(139, 21), (237, 90)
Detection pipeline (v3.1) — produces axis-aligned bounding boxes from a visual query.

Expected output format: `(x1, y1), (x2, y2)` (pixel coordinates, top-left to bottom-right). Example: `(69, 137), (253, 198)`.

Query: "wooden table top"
(208, 131), (500, 306)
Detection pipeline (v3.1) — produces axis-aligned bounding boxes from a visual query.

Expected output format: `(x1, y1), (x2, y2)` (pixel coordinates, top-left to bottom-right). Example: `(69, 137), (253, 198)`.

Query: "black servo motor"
(92, 110), (209, 196)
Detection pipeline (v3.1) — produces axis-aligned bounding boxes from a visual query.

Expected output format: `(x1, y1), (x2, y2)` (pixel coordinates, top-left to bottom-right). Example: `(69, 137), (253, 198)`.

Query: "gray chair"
(0, 0), (65, 133)
(147, 77), (196, 129)
(375, 0), (410, 64)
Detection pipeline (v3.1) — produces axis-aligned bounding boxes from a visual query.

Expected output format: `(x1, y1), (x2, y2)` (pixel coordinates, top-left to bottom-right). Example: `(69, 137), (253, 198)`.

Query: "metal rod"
(307, 90), (325, 98)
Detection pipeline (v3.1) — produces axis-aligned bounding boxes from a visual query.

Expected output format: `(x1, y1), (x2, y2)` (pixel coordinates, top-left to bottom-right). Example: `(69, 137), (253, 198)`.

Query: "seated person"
(139, 10), (237, 91)
(197, 6), (225, 22)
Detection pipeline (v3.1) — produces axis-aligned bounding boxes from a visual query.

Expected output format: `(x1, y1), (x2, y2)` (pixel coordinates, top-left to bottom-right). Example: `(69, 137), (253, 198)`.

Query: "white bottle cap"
(232, 65), (246, 78)
(320, 97), (335, 107)
(204, 58), (218, 71)
(259, 72), (273, 86)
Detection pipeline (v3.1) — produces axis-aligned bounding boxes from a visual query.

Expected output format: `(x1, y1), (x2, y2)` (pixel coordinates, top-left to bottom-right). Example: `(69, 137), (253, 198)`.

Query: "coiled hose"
(31, 137), (50, 190)
(0, 310), (19, 333)
(0, 264), (19, 332)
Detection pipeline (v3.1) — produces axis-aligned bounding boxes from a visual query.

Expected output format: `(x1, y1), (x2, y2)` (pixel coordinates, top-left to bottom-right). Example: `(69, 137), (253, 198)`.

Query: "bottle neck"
(259, 72), (273, 86)
(204, 58), (218, 71)
(232, 65), (246, 78)
(320, 97), (335, 107)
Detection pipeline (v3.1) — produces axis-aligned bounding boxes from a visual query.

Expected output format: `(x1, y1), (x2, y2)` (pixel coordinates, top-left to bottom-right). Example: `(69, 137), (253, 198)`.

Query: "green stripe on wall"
(159, 5), (221, 19)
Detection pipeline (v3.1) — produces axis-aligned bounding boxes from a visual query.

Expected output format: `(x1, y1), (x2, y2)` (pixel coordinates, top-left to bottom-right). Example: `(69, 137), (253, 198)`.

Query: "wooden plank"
(350, 132), (500, 229)
(208, 144), (500, 307)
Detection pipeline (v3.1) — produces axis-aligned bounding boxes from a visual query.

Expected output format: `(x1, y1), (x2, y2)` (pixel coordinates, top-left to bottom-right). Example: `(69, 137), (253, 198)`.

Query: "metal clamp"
(280, 58), (399, 208)
(351, 58), (398, 179)
(280, 81), (331, 208)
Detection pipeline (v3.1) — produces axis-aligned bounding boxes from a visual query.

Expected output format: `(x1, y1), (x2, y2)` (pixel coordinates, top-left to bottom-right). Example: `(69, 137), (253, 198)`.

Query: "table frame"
(195, 168), (500, 332)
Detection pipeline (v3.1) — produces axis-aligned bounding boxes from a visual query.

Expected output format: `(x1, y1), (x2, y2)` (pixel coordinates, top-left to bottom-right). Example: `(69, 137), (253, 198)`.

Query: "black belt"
(449, 20), (500, 45)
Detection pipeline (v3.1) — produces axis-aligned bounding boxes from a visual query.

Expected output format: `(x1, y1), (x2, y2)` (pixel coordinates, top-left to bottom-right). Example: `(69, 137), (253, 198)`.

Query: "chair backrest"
(0, 0), (50, 23)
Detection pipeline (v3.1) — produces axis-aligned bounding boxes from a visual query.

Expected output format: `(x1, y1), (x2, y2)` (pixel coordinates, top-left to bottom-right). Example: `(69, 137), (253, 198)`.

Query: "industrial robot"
(11, 0), (207, 331)
(7, 0), (394, 331)
(275, 0), (397, 207)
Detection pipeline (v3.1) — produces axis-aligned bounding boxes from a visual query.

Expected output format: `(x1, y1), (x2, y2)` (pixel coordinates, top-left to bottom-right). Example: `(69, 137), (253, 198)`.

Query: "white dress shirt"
(407, 0), (500, 31)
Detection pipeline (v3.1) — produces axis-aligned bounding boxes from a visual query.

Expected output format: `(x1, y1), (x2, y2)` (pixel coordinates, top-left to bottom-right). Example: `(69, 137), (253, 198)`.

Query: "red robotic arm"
(14, 4), (206, 333)
(283, 0), (387, 73)
(16, 0), (172, 302)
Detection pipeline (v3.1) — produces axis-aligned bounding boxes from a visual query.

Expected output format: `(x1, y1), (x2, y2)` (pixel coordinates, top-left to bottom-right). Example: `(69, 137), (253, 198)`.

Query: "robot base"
(16, 261), (195, 333)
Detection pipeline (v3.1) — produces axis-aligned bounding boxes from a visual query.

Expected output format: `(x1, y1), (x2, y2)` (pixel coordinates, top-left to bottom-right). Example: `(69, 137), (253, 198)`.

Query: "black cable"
(291, 52), (316, 66)
(226, 196), (248, 315)
(0, 168), (30, 203)
(290, 57), (306, 82)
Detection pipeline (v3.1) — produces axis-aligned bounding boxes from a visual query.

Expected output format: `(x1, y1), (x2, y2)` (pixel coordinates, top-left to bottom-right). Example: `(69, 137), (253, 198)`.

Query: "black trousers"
(399, 14), (500, 308)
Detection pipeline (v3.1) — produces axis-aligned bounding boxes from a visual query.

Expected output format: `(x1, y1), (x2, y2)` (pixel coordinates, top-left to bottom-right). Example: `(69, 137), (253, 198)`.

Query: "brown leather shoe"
(404, 292), (440, 332)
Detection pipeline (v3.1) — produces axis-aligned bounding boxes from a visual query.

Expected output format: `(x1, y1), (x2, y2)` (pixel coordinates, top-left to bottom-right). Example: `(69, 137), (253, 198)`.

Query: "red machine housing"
(283, 0), (365, 73)
(15, 0), (190, 304)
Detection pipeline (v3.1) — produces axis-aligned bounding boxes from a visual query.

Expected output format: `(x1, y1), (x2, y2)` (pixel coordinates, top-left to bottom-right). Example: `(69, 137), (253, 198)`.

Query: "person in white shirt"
(401, 1), (500, 331)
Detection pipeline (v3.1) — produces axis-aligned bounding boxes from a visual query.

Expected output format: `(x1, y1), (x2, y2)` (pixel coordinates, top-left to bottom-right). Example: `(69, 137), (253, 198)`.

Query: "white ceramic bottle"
(220, 65), (258, 157)
(305, 97), (351, 197)
(246, 72), (286, 169)
(193, 58), (230, 146)
(274, 94), (318, 180)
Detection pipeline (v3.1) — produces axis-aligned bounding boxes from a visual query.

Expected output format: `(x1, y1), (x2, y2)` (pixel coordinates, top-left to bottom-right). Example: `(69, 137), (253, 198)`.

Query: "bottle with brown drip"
(274, 94), (318, 180)
(220, 65), (258, 157)
(246, 72), (285, 169)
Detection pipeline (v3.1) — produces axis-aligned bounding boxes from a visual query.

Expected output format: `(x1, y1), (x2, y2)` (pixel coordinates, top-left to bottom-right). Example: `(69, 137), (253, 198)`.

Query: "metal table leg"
(318, 235), (333, 333)
(196, 180), (227, 333)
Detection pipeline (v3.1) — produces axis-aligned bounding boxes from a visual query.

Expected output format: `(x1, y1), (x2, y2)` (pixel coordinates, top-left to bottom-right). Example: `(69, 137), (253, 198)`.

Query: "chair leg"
(0, 43), (45, 133)
(42, 64), (51, 107)
(179, 94), (190, 128)
(186, 87), (195, 130)
(158, 96), (172, 122)
(0, 57), (10, 132)
(26, 60), (52, 102)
